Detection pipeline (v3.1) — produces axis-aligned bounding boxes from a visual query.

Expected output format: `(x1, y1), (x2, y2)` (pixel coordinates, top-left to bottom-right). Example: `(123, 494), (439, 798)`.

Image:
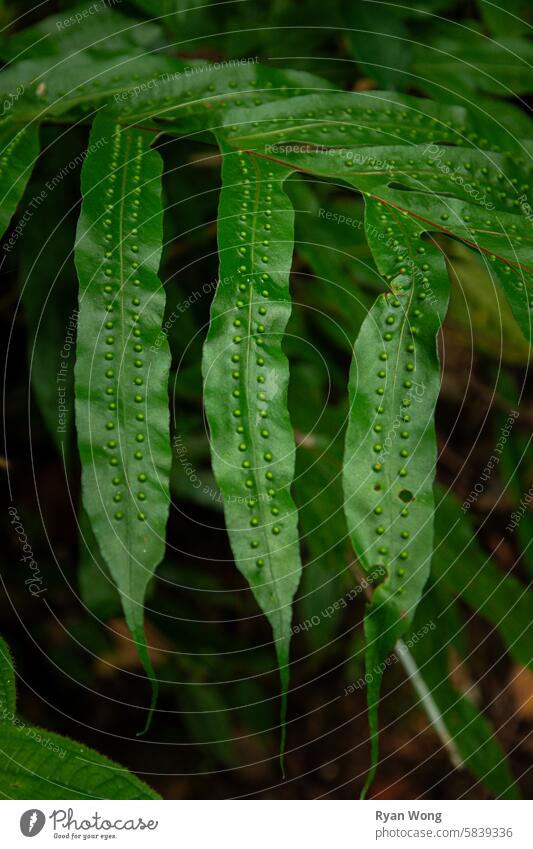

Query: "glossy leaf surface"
(75, 114), (171, 715)
(343, 198), (450, 794)
(0, 635), (159, 799)
(202, 145), (302, 739)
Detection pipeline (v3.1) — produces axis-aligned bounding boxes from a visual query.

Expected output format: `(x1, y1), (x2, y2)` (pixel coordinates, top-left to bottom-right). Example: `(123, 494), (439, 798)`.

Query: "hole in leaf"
(399, 489), (414, 503)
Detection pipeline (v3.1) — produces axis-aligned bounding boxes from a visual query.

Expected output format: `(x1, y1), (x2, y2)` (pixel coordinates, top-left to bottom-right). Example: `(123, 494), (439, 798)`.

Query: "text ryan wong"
(376, 810), (443, 824)
(49, 808), (158, 834)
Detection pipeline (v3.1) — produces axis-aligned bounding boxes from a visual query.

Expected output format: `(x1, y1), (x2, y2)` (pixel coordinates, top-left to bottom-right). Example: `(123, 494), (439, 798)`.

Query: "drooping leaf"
(202, 144), (302, 752)
(223, 132), (533, 343)
(218, 97), (532, 791)
(0, 122), (40, 242)
(342, 198), (450, 795)
(74, 113), (171, 722)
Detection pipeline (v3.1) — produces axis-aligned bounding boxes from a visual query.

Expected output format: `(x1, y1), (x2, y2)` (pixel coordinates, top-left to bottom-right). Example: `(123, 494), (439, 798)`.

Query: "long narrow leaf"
(202, 144), (302, 754)
(75, 114), (171, 724)
(343, 198), (450, 795)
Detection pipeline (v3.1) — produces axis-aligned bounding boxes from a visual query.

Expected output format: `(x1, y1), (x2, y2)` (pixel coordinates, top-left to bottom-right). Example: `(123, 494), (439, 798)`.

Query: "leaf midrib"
(116, 127), (134, 601)
(244, 154), (283, 631)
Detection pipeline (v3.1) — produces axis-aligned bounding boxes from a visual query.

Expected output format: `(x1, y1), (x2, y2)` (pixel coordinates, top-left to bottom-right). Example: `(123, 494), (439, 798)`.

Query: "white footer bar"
(2, 800), (528, 848)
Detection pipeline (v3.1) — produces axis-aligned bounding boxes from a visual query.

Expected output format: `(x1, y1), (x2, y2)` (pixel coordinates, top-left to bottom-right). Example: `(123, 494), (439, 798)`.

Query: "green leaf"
(479, 0), (532, 37)
(1, 53), (181, 123)
(0, 635), (159, 799)
(345, 4), (412, 89)
(106, 65), (330, 133)
(342, 198), (450, 796)
(218, 103), (532, 788)
(218, 100), (532, 788)
(433, 486), (533, 671)
(78, 507), (122, 620)
(369, 187), (533, 344)
(0, 636), (16, 716)
(0, 725), (160, 798)
(0, 3), (162, 62)
(202, 144), (302, 755)
(2, 53), (328, 127)
(0, 122), (40, 242)
(223, 91), (470, 151)
(445, 239), (531, 366)
(74, 113), (171, 724)
(413, 30), (533, 99)
(236, 138), (533, 343)
(411, 584), (520, 799)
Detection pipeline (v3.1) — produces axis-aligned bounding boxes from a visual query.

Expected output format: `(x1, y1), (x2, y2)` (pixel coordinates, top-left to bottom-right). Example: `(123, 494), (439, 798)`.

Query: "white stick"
(396, 638), (464, 769)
